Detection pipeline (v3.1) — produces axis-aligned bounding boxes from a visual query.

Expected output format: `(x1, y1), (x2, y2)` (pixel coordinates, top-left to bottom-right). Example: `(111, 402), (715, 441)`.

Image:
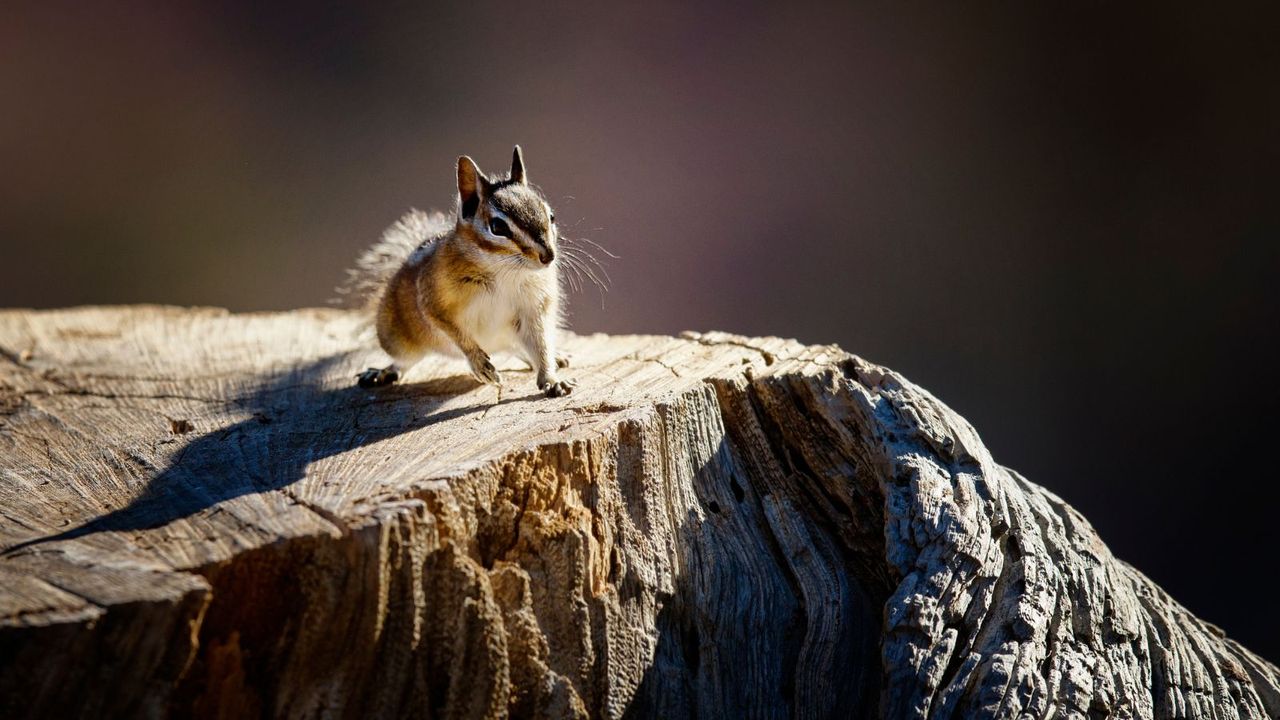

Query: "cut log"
(0, 306), (1275, 719)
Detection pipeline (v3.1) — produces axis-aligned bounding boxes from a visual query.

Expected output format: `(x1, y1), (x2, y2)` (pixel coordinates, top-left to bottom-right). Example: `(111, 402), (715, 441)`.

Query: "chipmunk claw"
(541, 377), (576, 398)
(470, 356), (502, 386)
(357, 367), (399, 388)
(555, 355), (570, 369)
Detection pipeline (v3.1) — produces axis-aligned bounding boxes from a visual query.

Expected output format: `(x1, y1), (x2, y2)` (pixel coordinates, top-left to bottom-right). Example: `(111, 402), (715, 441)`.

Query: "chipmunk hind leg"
(359, 327), (431, 388)
(361, 284), (439, 388)
(357, 349), (428, 387)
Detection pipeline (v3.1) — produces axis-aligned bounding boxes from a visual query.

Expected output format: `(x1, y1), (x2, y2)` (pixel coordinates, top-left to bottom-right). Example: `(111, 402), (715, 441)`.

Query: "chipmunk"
(347, 146), (575, 397)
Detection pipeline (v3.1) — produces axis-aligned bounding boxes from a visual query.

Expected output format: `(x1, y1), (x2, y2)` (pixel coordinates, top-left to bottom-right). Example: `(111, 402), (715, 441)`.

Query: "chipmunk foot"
(357, 367), (400, 388)
(468, 353), (502, 386)
(540, 377), (576, 397)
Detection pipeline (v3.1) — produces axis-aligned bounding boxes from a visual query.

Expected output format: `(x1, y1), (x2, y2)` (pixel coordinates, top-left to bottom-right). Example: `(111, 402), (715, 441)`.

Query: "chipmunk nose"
(540, 248), (555, 265)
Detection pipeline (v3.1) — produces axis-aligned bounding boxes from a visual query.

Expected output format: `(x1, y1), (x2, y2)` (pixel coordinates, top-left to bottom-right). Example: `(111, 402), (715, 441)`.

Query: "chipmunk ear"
(457, 156), (487, 218)
(510, 145), (527, 185)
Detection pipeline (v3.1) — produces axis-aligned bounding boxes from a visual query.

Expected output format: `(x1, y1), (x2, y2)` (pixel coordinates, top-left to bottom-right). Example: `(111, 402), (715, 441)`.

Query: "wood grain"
(0, 306), (1275, 719)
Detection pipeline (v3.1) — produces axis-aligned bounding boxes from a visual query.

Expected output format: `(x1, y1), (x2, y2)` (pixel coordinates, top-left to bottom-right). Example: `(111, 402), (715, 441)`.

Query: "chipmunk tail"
(333, 209), (451, 340)
(334, 209), (451, 309)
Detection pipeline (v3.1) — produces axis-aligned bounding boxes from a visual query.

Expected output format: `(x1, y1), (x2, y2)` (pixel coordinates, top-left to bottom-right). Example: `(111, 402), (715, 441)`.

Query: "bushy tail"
(335, 209), (451, 312)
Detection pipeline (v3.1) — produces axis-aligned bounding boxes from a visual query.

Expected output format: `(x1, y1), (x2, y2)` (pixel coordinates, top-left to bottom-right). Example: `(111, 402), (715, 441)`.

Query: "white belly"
(459, 284), (523, 355)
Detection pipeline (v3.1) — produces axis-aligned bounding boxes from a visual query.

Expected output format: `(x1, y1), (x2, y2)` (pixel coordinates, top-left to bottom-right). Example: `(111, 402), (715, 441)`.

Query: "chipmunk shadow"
(5, 354), (538, 555)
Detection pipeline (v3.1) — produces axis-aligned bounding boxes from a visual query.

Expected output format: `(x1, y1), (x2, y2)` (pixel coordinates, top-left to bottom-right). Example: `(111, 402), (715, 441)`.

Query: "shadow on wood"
(3, 355), (501, 556)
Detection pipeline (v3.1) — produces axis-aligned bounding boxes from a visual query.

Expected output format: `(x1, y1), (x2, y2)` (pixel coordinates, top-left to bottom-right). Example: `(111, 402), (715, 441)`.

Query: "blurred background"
(3, 2), (1278, 657)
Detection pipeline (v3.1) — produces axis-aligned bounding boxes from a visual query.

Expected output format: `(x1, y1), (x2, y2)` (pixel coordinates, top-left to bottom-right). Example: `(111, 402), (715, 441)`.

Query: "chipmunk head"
(456, 146), (558, 268)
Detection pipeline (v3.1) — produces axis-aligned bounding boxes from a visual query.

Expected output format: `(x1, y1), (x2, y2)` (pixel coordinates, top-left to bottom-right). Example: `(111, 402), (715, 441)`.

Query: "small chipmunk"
(347, 146), (575, 396)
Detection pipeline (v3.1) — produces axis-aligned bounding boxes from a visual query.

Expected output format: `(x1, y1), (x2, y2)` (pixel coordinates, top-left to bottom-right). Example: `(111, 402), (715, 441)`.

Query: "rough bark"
(0, 306), (1275, 719)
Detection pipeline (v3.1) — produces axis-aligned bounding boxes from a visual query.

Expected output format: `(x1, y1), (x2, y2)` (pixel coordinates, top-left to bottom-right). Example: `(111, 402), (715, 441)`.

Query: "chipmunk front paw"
(469, 354), (501, 385)
(539, 377), (576, 397)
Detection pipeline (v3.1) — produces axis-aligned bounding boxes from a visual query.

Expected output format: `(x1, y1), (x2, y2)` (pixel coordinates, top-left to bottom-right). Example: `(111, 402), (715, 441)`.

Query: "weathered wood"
(0, 306), (1275, 719)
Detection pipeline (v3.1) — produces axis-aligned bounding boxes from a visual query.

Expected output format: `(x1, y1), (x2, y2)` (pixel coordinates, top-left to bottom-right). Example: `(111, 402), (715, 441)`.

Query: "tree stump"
(1, 306), (1276, 719)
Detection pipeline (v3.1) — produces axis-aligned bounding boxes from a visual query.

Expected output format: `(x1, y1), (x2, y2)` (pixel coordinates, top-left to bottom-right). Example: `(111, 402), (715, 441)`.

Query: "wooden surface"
(1, 306), (1276, 719)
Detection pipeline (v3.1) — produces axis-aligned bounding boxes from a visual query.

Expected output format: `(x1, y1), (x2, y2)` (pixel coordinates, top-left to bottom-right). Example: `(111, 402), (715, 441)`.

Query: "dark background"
(3, 2), (1278, 658)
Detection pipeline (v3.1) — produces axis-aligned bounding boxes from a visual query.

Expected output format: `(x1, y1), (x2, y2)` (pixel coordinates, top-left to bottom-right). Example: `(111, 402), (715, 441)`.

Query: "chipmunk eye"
(488, 217), (512, 237)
